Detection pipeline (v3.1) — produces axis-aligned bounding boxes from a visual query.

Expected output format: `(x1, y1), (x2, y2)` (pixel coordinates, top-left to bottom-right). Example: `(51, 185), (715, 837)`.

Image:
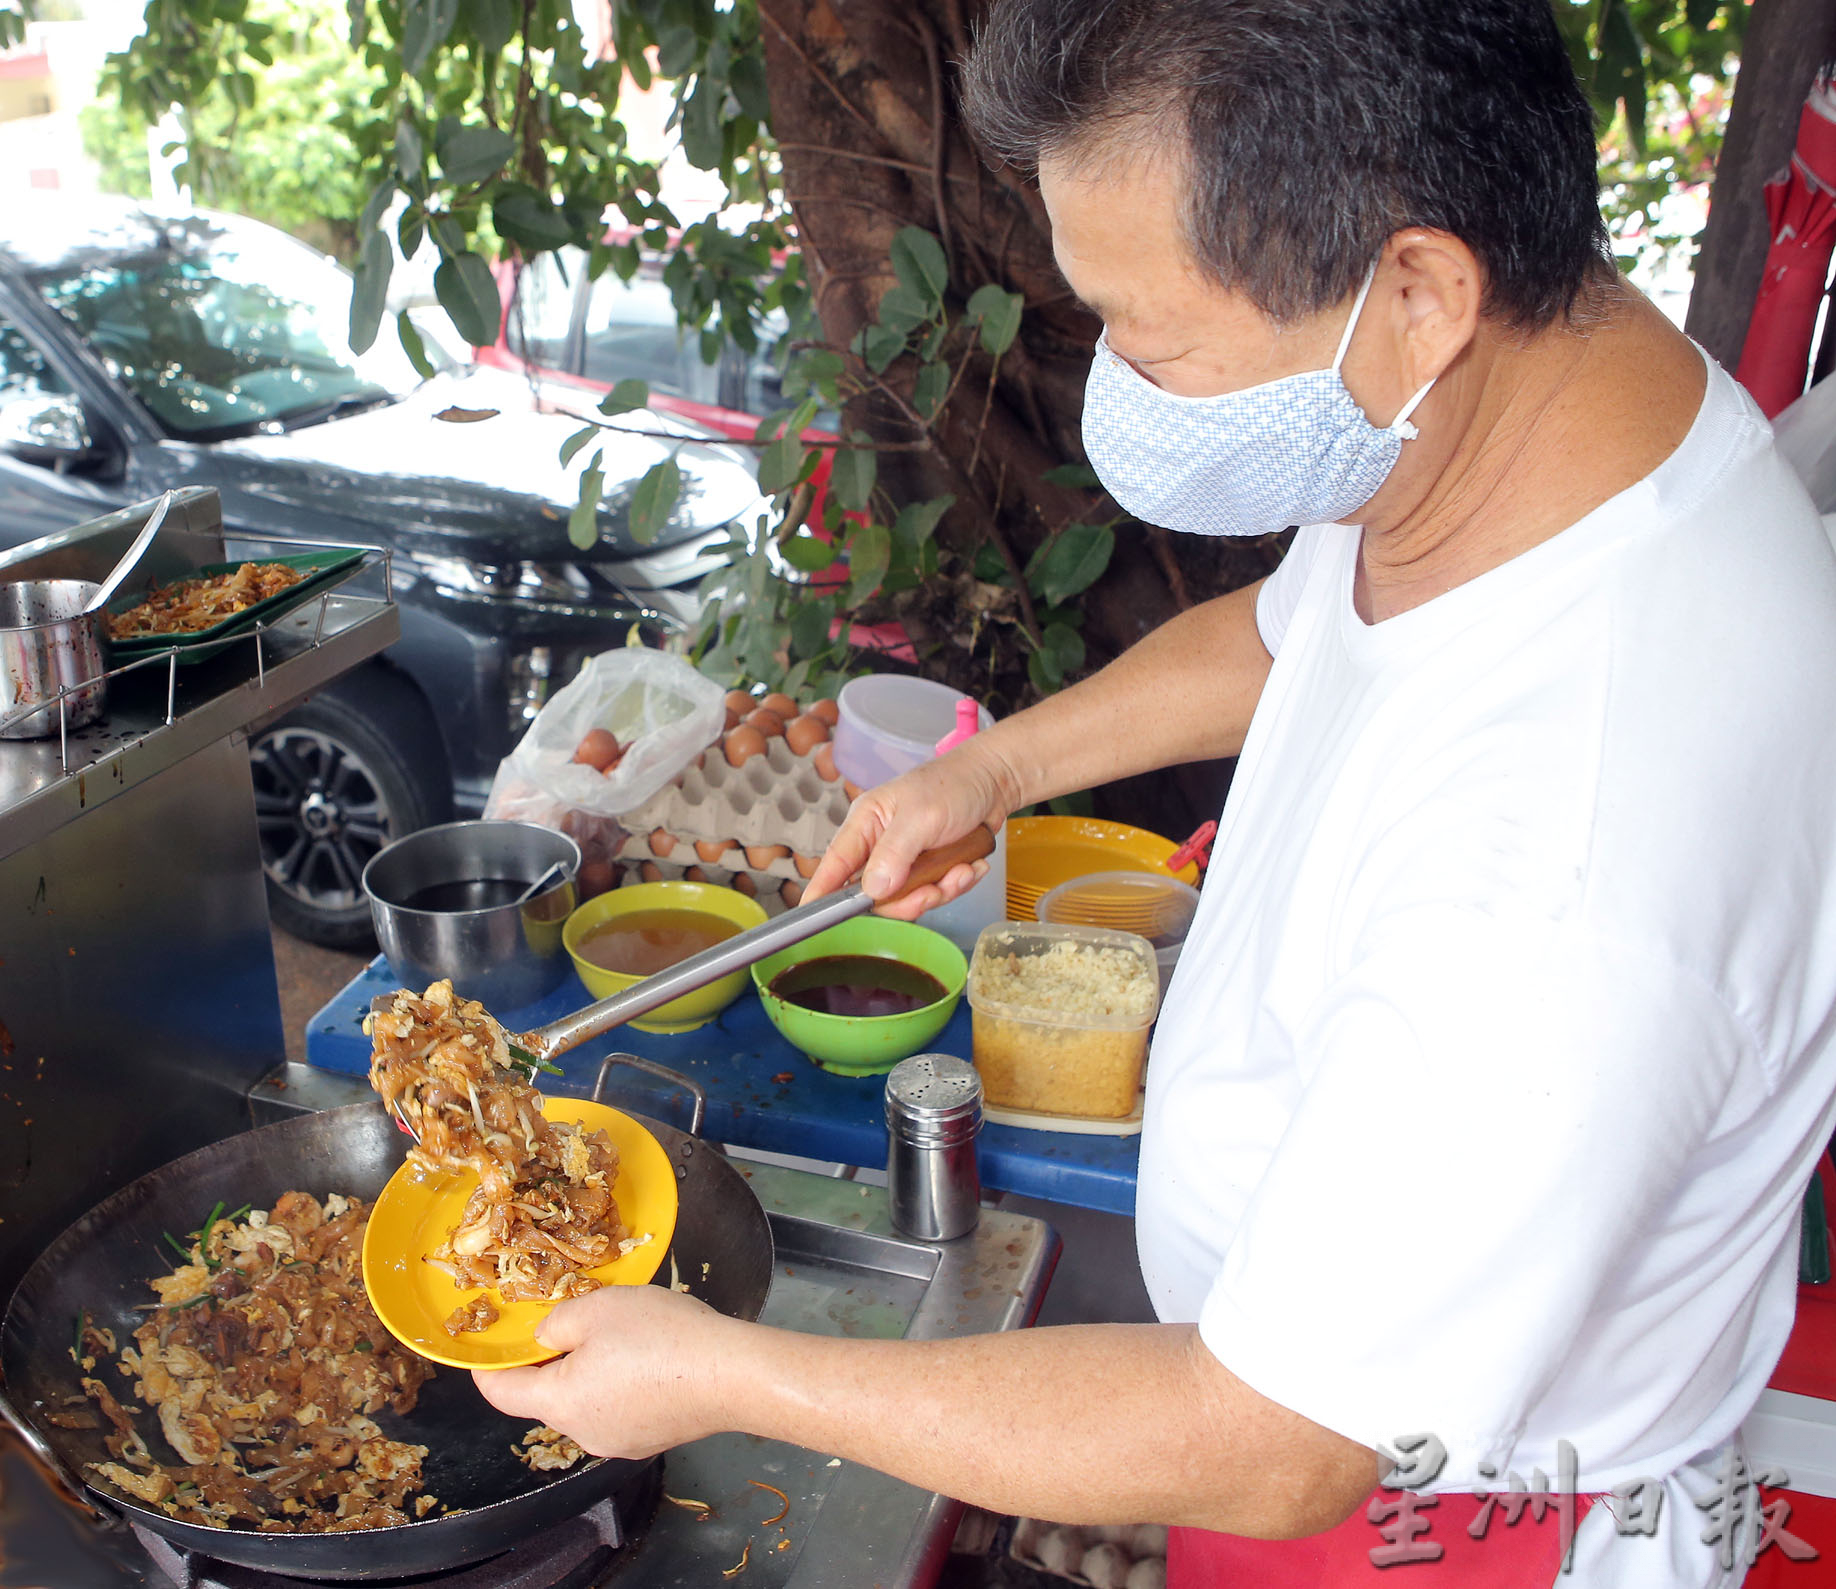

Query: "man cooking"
(474, 0), (1836, 1581)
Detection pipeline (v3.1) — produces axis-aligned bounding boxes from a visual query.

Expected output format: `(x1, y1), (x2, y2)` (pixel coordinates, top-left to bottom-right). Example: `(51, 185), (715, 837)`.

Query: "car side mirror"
(0, 392), (98, 467)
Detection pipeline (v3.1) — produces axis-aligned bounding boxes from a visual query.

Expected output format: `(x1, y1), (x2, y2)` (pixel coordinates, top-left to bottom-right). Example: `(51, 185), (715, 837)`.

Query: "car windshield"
(29, 214), (426, 438)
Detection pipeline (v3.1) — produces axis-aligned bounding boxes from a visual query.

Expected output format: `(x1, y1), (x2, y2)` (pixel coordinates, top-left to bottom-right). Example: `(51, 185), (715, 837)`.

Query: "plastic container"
(831, 673), (1006, 957)
(1037, 871), (1200, 999)
(832, 675), (993, 787)
(966, 922), (1160, 1120)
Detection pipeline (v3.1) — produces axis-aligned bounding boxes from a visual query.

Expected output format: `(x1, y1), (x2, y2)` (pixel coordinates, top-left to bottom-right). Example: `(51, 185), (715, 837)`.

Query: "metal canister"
(884, 1053), (984, 1241)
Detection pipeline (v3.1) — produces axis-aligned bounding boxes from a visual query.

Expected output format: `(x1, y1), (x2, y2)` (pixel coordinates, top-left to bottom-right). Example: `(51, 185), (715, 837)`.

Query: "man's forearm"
(721, 1317), (1376, 1538)
(969, 580), (1272, 813)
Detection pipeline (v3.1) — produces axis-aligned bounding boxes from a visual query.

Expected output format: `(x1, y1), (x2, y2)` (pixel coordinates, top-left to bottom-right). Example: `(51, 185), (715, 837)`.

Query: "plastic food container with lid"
(1037, 871), (1200, 999)
(966, 921), (1160, 1121)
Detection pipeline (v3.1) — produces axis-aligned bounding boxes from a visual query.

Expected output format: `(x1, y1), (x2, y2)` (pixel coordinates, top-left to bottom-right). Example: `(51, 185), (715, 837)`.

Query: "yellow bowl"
(361, 1098), (678, 1369)
(562, 880), (769, 1033)
(1005, 815), (1200, 922)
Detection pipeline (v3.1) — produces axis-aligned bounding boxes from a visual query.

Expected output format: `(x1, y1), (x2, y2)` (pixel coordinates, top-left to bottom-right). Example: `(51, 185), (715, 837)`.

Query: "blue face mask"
(1080, 267), (1434, 537)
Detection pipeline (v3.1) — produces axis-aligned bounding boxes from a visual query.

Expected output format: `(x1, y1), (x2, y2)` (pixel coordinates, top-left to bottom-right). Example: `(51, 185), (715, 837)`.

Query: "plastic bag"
(484, 649), (726, 865)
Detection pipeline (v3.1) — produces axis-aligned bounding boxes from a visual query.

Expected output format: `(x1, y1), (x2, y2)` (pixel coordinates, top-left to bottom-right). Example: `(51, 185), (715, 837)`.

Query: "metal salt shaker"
(884, 1053), (984, 1241)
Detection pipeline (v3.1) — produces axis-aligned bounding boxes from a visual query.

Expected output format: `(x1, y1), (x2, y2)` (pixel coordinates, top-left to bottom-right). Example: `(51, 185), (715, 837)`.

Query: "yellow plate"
(1005, 815), (1200, 921)
(362, 1099), (679, 1369)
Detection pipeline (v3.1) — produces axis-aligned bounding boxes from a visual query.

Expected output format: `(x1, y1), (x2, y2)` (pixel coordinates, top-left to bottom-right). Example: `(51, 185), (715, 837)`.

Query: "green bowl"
(750, 916), (968, 1076)
(564, 881), (768, 1033)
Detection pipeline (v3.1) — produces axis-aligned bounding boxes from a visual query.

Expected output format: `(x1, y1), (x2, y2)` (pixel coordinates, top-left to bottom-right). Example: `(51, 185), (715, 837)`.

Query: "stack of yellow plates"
(1004, 816), (1200, 922)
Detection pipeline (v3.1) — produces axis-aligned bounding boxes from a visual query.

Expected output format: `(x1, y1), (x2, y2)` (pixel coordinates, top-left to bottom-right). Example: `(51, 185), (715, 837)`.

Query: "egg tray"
(619, 733), (851, 864)
(602, 849), (809, 916)
(1010, 1519), (1168, 1589)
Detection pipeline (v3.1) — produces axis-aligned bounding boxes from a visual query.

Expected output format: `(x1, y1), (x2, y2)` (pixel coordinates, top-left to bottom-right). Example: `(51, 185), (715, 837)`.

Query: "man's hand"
(804, 739), (1016, 920)
(472, 1286), (741, 1459)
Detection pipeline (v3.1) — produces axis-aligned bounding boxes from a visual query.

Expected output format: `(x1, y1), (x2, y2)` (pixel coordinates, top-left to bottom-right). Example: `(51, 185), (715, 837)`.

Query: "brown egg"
(683, 865), (708, 883)
(760, 692), (798, 720)
(724, 689), (754, 718)
(640, 861), (663, 882)
(724, 725), (767, 767)
(649, 828), (677, 858)
(573, 727), (621, 771)
(578, 860), (616, 898)
(812, 743), (839, 782)
(843, 780), (863, 801)
(745, 843), (790, 870)
(732, 872), (758, 898)
(808, 698), (840, 727)
(780, 879), (805, 908)
(793, 853), (820, 879)
(724, 705), (742, 732)
(694, 837), (736, 864)
(745, 707), (785, 738)
(784, 714), (830, 756)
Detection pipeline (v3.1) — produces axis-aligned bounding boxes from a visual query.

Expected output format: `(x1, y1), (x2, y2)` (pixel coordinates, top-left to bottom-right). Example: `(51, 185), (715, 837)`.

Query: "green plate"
(103, 548), (368, 660)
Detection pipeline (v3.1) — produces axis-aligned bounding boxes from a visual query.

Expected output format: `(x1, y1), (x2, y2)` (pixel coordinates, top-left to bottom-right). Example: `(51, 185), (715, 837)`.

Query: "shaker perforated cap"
(884, 1053), (983, 1143)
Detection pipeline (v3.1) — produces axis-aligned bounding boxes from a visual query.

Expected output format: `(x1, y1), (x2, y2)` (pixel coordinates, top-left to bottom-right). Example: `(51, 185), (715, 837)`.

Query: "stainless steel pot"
(363, 819), (581, 1007)
(0, 579), (106, 739)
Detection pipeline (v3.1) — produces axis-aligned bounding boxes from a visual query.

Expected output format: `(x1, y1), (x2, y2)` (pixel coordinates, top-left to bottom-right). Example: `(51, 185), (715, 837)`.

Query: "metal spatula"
(370, 827), (996, 1138)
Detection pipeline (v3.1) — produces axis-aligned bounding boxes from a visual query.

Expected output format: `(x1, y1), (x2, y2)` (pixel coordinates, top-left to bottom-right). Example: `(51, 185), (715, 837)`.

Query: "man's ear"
(1382, 227), (1483, 396)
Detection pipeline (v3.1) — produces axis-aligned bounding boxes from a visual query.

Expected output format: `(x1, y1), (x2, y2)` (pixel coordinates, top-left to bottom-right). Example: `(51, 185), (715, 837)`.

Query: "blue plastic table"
(305, 959), (1143, 1216)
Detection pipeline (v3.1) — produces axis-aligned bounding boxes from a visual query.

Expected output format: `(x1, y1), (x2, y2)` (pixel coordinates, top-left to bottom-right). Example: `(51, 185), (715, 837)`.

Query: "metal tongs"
(372, 827), (996, 1142)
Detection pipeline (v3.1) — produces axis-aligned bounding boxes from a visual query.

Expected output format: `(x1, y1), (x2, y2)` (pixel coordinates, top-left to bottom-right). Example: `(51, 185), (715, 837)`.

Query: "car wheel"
(249, 670), (452, 949)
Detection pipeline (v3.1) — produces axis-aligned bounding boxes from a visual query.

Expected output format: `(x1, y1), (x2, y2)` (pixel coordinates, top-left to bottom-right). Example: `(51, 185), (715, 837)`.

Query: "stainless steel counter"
(0, 492), (398, 1299)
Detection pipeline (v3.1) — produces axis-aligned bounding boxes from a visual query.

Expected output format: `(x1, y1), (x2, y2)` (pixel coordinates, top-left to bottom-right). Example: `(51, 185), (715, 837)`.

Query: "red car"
(480, 249), (913, 662)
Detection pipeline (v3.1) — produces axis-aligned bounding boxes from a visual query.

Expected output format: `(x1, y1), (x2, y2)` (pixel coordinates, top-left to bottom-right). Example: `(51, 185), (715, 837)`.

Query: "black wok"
(0, 1098), (773, 1580)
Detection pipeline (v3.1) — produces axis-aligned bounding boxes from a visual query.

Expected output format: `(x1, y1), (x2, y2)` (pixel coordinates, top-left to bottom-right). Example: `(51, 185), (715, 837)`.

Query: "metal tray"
(102, 547), (368, 659)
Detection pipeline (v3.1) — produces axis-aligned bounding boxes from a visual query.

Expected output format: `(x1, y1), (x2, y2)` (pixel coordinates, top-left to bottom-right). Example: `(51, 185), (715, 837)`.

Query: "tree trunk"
(1685, 0), (1836, 370)
(759, 0), (1277, 838)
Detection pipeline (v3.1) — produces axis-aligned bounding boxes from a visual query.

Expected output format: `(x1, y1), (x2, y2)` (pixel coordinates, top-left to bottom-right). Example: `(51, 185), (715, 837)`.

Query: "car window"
(28, 214), (415, 437)
(505, 249), (578, 369)
(581, 270), (722, 406)
(0, 315), (68, 402)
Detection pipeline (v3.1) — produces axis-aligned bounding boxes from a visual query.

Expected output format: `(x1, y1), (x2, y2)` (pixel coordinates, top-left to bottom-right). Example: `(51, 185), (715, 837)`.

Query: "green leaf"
(912, 360), (950, 421)
(789, 597), (832, 660)
(629, 456), (683, 544)
(757, 435), (805, 496)
(861, 324), (906, 374)
(894, 494), (953, 546)
(559, 423), (599, 468)
(400, 0), (458, 76)
(348, 230), (392, 355)
(730, 51), (771, 121)
(844, 522), (891, 607)
(679, 77), (723, 171)
(1041, 621), (1085, 678)
(464, 0), (517, 52)
(889, 226), (948, 310)
(781, 533), (838, 573)
(396, 311), (436, 378)
(1030, 522), (1115, 607)
(494, 183), (571, 249)
(568, 456), (605, 550)
(965, 283), (1024, 357)
(394, 117), (424, 182)
(360, 178), (395, 237)
(433, 251), (502, 347)
(877, 282), (932, 337)
(1042, 462), (1101, 490)
(598, 378), (650, 417)
(828, 436), (876, 514)
(397, 207), (425, 261)
(438, 123), (515, 185)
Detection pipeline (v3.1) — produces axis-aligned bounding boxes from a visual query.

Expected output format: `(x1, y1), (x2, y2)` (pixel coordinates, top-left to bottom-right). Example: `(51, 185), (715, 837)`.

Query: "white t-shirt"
(1136, 359), (1836, 1586)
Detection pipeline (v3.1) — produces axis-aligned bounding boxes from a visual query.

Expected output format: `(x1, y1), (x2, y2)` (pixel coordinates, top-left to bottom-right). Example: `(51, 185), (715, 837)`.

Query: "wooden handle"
(879, 826), (997, 906)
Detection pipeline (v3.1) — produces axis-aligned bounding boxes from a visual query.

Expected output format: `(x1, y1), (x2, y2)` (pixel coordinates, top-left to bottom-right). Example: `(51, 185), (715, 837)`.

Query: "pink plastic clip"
(934, 698), (982, 757)
(1166, 820), (1217, 875)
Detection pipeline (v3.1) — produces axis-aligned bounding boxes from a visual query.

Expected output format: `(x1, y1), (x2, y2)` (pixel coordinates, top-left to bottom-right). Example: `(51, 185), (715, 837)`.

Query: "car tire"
(249, 667), (453, 949)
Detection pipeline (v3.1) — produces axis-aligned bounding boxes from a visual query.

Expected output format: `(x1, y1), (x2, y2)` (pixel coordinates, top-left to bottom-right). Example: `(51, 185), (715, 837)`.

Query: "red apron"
(1170, 1490), (1599, 1588)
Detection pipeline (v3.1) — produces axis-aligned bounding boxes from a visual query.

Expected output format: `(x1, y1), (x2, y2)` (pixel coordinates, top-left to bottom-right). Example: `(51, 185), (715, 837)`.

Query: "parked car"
(0, 198), (772, 947)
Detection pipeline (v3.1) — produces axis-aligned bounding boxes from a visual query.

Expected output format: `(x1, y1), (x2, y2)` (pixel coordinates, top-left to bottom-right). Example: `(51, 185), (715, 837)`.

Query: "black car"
(0, 198), (767, 946)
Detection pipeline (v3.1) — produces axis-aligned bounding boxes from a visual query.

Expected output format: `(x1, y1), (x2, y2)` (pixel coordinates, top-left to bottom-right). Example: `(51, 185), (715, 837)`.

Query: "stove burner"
(131, 1460), (661, 1589)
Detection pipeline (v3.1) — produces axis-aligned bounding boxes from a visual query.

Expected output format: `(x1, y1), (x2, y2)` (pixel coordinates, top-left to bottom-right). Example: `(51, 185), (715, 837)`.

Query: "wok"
(0, 1086), (773, 1581)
